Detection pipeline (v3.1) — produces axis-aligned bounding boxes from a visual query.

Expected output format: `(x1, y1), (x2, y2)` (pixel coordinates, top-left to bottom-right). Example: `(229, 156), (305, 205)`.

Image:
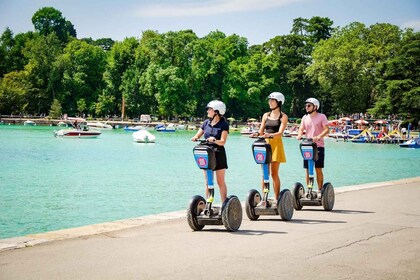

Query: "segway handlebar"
(298, 136), (313, 141)
(249, 134), (273, 139)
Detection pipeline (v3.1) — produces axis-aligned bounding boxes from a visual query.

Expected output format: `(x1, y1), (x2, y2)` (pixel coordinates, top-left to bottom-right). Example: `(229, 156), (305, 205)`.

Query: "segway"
(292, 138), (335, 211)
(245, 137), (294, 221)
(187, 140), (242, 231)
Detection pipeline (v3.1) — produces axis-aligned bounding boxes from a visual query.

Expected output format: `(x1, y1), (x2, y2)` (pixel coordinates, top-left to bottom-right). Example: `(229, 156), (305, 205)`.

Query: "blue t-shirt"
(201, 119), (229, 140)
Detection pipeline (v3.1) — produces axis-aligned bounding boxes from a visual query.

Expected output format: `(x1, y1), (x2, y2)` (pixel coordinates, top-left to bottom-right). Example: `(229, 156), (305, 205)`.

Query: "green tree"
(49, 98), (62, 118)
(369, 31), (420, 119)
(307, 22), (402, 115)
(0, 70), (32, 114)
(32, 7), (76, 42)
(22, 33), (62, 114)
(55, 40), (106, 115)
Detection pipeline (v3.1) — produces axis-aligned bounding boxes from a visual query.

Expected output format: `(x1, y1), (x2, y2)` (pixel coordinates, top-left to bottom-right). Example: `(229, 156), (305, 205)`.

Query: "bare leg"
(315, 167), (324, 191)
(203, 170), (209, 198)
(305, 168), (309, 185)
(270, 162), (281, 200)
(215, 169), (227, 202)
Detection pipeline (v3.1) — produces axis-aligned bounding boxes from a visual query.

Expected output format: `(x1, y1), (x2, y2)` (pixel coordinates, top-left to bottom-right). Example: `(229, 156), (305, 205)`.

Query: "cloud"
(134, 0), (304, 18)
(402, 20), (420, 31)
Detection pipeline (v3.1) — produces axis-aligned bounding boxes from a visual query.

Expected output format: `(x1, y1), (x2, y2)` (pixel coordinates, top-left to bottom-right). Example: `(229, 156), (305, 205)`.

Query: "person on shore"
(297, 98), (329, 198)
(191, 100), (229, 202)
(251, 92), (288, 202)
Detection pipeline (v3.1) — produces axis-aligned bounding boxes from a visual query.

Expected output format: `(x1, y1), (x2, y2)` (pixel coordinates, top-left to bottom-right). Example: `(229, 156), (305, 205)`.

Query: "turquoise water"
(0, 125), (419, 239)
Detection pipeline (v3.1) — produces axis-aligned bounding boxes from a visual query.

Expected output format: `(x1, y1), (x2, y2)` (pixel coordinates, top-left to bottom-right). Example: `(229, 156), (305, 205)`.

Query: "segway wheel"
(321, 182), (335, 211)
(245, 189), (261, 220)
(292, 183), (304, 210)
(187, 195), (206, 231)
(222, 196), (242, 232)
(278, 189), (294, 221)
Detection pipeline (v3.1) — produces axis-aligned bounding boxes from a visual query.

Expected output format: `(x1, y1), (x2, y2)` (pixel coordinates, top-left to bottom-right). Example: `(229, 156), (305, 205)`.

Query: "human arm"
(313, 116), (329, 141)
(191, 128), (204, 141)
(251, 113), (267, 137)
(297, 116), (305, 140)
(208, 130), (228, 146)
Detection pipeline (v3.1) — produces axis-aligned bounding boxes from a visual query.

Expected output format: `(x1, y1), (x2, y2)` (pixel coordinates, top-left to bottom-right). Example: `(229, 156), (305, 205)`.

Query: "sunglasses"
(305, 104), (313, 107)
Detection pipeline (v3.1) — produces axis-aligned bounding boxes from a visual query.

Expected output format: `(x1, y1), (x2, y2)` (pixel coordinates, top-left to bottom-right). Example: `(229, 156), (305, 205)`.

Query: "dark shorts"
(215, 146), (228, 170)
(304, 147), (325, 169)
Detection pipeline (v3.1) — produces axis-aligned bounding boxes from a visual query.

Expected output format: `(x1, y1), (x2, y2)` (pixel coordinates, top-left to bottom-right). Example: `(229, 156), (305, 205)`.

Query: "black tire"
(292, 183), (304, 210)
(222, 196), (243, 232)
(278, 189), (294, 221)
(321, 183), (335, 211)
(187, 195), (206, 231)
(245, 189), (261, 220)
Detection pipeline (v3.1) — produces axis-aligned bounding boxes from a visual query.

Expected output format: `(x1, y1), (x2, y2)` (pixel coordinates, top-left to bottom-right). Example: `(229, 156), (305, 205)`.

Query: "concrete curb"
(1, 176), (419, 252)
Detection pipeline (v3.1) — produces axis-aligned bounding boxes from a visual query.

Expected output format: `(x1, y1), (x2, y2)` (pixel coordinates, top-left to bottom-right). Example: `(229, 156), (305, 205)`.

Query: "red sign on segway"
(197, 157), (207, 167)
(303, 151), (312, 159)
(256, 153), (265, 162)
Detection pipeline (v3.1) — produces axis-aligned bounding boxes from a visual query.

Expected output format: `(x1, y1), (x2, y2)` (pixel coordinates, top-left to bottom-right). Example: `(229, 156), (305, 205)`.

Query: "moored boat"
(155, 123), (176, 132)
(54, 117), (101, 138)
(54, 129), (101, 138)
(87, 122), (113, 130)
(399, 137), (420, 148)
(23, 120), (36, 126)
(132, 130), (156, 143)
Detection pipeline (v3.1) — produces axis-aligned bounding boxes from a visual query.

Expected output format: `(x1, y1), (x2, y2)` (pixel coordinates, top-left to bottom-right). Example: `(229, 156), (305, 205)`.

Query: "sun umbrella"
(355, 119), (369, 125)
(227, 117), (235, 122)
(248, 118), (257, 122)
(374, 120), (388, 125)
(328, 120), (339, 126)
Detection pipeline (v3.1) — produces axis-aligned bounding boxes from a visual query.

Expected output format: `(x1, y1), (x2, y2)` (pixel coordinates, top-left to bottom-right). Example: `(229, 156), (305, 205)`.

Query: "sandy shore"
(1, 177), (419, 279)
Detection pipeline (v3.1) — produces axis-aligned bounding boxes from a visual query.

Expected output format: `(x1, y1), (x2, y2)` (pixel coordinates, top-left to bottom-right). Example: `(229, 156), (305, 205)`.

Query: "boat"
(132, 130), (156, 143)
(124, 125), (147, 132)
(57, 121), (69, 127)
(87, 122), (113, 130)
(240, 126), (257, 135)
(155, 123), (176, 132)
(23, 120), (36, 126)
(54, 128), (101, 138)
(399, 137), (420, 148)
(283, 129), (291, 137)
(54, 118), (101, 138)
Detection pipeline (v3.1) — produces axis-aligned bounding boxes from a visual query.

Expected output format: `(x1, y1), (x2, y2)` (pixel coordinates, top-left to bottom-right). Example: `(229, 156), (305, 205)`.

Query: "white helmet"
(305, 98), (320, 110)
(268, 92), (285, 104)
(207, 100), (226, 115)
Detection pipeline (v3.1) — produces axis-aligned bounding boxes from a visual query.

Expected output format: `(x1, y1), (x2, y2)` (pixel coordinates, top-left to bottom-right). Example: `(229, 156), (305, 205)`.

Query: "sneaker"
(257, 200), (268, 207)
(270, 200), (277, 208)
(317, 191), (322, 199)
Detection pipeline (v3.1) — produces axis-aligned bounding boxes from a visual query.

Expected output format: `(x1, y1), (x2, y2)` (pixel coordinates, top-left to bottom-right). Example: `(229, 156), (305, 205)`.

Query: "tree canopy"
(0, 7), (418, 123)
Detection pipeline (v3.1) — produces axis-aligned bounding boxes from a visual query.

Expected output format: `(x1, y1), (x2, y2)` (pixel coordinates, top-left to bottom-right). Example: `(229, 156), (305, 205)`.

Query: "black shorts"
(303, 147), (325, 169)
(214, 146), (228, 170)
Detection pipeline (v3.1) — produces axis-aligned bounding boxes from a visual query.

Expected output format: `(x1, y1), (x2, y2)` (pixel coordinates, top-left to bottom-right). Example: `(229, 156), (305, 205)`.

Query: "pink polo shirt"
(301, 113), (328, 147)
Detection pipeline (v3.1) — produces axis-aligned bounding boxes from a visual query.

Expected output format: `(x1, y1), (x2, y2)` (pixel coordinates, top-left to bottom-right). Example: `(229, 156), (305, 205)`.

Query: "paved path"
(1, 177), (419, 279)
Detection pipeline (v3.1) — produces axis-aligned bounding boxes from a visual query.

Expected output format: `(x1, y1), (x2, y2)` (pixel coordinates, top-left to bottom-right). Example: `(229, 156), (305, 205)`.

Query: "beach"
(1, 177), (419, 279)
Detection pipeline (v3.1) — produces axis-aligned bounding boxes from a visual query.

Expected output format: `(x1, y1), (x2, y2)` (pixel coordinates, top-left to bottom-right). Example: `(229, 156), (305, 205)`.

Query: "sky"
(0, 0), (419, 45)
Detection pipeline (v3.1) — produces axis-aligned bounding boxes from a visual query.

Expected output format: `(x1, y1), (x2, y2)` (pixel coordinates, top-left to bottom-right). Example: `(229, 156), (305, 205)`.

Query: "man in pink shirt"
(297, 98), (329, 197)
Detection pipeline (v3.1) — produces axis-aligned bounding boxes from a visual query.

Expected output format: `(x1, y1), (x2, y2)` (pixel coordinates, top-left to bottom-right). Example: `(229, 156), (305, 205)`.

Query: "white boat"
(57, 121), (69, 127)
(156, 123), (176, 132)
(124, 125), (147, 132)
(240, 126), (258, 135)
(283, 129), (291, 137)
(87, 122), (113, 130)
(54, 128), (101, 138)
(133, 130), (156, 143)
(54, 118), (101, 138)
(23, 120), (36, 126)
